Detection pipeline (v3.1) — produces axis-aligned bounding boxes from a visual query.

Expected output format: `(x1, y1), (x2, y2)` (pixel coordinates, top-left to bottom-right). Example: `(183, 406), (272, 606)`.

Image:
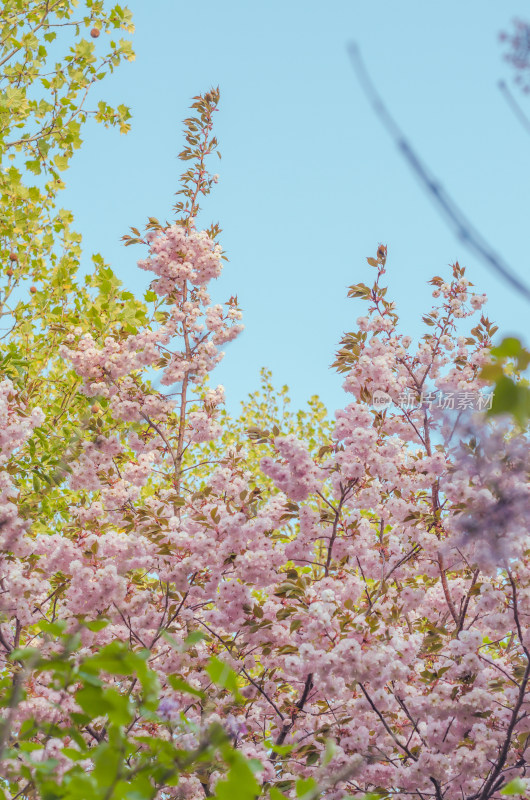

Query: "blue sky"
(61, 0), (530, 417)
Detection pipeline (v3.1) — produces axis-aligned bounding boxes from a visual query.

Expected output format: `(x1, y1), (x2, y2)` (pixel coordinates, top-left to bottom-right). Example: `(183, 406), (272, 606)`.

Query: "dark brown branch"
(359, 682), (418, 761)
(271, 673), (314, 760)
(471, 573), (530, 800)
(456, 569), (480, 634)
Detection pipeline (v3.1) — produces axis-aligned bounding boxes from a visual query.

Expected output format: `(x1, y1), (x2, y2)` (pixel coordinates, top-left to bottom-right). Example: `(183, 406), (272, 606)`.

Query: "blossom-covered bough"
(1, 87), (530, 800)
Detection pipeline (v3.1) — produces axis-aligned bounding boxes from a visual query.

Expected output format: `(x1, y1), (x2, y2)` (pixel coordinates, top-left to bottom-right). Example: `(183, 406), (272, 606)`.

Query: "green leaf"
(53, 155), (69, 171)
(322, 737), (336, 766)
(213, 751), (261, 800)
(75, 685), (134, 726)
(39, 619), (68, 636)
(85, 618), (109, 632)
(270, 743), (294, 756)
(84, 641), (138, 675)
(75, 685), (111, 717)
(479, 363), (504, 381)
(10, 647), (41, 663)
(489, 376), (530, 425)
(167, 674), (205, 699)
(161, 629), (206, 652)
(501, 779), (528, 795)
(206, 657), (243, 701)
(184, 631), (207, 648)
(296, 777), (317, 797)
(25, 159), (42, 175)
(269, 790), (290, 800)
(491, 337), (522, 358)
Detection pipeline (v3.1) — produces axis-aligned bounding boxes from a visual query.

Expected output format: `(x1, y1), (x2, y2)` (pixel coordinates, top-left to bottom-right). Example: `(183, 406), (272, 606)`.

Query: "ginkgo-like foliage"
(1, 8), (530, 800)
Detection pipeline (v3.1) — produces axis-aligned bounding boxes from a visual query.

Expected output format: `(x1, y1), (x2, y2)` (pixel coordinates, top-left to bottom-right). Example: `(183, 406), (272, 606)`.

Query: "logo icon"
(372, 389), (392, 410)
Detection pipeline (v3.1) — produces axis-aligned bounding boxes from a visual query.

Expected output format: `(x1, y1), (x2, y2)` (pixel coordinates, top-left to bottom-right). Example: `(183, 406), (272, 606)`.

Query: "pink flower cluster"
(59, 225), (243, 465)
(0, 380), (44, 557)
(138, 225), (223, 292)
(3, 249), (530, 800)
(443, 416), (530, 571)
(261, 435), (323, 501)
(500, 18), (530, 93)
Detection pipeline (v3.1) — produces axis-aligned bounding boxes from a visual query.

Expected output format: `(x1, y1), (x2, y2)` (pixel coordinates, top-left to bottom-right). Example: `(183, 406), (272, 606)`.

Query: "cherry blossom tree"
(3, 120), (530, 797)
(1, 7), (530, 800)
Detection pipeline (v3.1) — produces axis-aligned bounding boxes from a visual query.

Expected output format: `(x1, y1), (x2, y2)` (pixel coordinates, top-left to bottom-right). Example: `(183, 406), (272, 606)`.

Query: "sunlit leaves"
(480, 336), (530, 426)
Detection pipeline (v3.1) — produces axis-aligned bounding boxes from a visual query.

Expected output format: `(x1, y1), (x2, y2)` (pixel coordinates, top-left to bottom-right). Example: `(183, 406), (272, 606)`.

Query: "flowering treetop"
(0, 79), (529, 800)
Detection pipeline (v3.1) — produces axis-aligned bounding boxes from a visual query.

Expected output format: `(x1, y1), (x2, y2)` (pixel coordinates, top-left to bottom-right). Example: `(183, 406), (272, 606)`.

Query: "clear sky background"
(61, 0), (530, 417)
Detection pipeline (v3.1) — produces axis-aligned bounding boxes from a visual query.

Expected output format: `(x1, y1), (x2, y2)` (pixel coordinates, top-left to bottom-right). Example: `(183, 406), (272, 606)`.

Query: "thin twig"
(499, 80), (530, 137)
(347, 42), (530, 302)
